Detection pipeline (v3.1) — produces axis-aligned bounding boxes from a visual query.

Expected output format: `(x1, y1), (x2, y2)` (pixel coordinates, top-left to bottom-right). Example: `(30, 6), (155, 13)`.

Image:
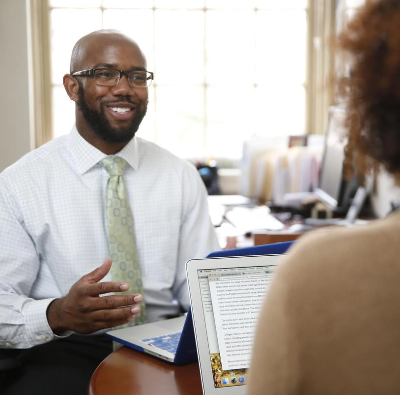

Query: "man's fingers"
(91, 305), (141, 331)
(85, 281), (138, 296)
(76, 286), (143, 310)
(55, 259), (144, 334)
(97, 293), (143, 310)
(83, 258), (113, 284)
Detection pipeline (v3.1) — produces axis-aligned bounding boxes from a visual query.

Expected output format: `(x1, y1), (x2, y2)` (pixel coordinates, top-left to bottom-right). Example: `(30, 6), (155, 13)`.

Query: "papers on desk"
(225, 206), (285, 233)
(208, 201), (226, 227)
(207, 195), (256, 226)
(239, 136), (323, 207)
(207, 194), (255, 207)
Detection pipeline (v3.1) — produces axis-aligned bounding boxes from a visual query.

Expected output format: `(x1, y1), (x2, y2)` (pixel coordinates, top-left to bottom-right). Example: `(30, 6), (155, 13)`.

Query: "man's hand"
(46, 258), (142, 334)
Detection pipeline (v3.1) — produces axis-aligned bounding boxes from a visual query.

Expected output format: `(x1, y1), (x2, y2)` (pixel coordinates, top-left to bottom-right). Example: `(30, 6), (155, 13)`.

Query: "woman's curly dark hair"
(337, 0), (400, 178)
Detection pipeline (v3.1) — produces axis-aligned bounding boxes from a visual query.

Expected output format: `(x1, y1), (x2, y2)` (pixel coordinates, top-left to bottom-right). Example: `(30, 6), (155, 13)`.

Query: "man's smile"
(103, 101), (138, 120)
(110, 107), (131, 114)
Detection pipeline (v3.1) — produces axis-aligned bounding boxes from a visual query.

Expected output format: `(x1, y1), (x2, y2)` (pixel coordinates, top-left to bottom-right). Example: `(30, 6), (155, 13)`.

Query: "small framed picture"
(288, 135), (308, 148)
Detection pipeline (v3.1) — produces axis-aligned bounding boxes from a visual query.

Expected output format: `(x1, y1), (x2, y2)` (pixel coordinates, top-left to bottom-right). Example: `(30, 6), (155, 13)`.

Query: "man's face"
(76, 80), (147, 144)
(74, 37), (149, 145)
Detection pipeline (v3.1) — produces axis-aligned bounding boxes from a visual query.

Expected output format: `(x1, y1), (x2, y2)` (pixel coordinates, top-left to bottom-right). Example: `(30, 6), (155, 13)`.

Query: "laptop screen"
(196, 264), (277, 389)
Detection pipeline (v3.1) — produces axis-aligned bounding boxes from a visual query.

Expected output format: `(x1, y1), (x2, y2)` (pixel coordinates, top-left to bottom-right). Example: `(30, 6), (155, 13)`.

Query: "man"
(0, 30), (219, 394)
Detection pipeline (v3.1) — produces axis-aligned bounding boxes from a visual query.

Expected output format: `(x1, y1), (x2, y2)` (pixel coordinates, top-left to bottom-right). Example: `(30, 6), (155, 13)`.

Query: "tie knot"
(99, 156), (127, 176)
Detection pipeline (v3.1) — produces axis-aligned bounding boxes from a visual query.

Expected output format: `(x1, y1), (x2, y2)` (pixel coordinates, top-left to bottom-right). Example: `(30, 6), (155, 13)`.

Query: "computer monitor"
(314, 106), (357, 214)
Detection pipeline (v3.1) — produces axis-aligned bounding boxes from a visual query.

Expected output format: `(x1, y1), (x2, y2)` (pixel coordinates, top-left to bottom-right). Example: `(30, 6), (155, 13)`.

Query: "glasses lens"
(93, 69), (119, 86)
(128, 71), (153, 87)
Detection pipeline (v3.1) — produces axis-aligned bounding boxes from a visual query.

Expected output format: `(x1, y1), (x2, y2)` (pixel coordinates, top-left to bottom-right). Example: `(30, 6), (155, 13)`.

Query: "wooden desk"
(88, 346), (202, 395)
(253, 232), (301, 246)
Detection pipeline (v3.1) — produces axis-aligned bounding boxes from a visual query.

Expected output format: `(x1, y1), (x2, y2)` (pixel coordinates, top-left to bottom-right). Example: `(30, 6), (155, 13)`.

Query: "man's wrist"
(46, 298), (69, 334)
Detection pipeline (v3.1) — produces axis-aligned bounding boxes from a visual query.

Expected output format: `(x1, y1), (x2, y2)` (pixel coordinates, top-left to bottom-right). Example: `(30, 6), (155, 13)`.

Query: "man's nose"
(111, 74), (135, 96)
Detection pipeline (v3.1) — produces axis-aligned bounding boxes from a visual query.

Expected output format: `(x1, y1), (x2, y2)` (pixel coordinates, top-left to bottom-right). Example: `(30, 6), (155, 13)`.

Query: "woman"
(247, 1), (400, 394)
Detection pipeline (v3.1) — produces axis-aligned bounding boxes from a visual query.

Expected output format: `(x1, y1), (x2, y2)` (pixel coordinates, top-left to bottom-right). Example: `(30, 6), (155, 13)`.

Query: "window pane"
(103, 10), (154, 69)
(52, 86), (75, 138)
(103, 0), (153, 8)
(154, 0), (204, 8)
(255, 10), (306, 84)
(48, 2), (309, 161)
(344, 0), (365, 8)
(206, 10), (255, 85)
(155, 10), (204, 85)
(254, 85), (305, 136)
(256, 0), (307, 9)
(51, 9), (102, 84)
(344, 8), (359, 25)
(50, 0), (101, 7)
(206, 0), (255, 9)
(136, 87), (156, 142)
(207, 86), (256, 158)
(155, 86), (204, 158)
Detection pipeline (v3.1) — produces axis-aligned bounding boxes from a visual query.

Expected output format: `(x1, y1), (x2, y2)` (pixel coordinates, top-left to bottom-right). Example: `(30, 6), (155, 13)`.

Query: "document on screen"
(208, 268), (275, 371)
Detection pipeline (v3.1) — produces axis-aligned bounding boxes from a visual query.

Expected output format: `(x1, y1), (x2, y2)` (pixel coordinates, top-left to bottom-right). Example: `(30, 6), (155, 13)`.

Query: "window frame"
(29, 0), (335, 162)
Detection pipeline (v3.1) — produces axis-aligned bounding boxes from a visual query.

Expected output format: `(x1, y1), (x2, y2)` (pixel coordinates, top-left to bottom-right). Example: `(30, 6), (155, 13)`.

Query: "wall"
(218, 169), (239, 195)
(0, 0), (34, 172)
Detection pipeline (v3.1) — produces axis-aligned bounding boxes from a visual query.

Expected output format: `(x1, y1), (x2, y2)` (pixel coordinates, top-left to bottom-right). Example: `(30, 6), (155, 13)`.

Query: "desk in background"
(88, 346), (202, 395)
(253, 232), (301, 246)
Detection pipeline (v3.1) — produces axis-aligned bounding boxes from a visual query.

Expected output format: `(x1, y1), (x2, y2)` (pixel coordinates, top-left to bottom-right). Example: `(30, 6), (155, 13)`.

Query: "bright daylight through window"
(49, 0), (308, 161)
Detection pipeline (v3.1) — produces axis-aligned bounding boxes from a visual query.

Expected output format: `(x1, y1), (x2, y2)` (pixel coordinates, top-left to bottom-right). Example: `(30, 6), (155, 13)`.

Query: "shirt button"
(40, 334), (47, 341)
(5, 342), (11, 347)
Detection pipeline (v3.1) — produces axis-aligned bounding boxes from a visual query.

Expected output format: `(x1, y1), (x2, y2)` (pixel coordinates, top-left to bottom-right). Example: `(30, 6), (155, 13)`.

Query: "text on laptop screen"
(197, 265), (276, 388)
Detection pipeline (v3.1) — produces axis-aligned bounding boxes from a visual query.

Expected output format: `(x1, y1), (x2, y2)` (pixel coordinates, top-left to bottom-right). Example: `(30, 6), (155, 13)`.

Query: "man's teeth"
(110, 107), (131, 114)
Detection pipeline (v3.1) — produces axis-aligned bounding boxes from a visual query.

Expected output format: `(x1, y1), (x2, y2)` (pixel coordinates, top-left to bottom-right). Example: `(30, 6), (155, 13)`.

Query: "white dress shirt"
(0, 126), (220, 349)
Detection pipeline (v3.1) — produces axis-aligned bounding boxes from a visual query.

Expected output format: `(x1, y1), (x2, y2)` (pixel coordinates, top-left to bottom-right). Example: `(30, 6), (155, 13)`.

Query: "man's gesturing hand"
(46, 258), (142, 334)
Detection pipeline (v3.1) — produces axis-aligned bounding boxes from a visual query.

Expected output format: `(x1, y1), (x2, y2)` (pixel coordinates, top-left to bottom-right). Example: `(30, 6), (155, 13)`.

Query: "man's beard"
(77, 89), (147, 144)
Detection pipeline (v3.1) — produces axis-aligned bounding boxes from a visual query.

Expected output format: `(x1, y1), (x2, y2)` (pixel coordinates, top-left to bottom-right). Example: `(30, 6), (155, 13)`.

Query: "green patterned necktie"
(100, 155), (146, 326)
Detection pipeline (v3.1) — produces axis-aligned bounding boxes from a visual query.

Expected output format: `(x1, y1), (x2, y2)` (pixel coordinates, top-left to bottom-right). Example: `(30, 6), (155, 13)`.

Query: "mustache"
(100, 96), (139, 106)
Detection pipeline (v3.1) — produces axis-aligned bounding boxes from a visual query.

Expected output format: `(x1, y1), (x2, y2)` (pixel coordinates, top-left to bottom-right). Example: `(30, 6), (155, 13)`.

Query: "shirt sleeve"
(172, 163), (220, 311)
(0, 180), (61, 348)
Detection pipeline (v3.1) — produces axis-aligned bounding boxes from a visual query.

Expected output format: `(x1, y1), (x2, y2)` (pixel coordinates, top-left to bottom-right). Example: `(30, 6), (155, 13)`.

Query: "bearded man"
(0, 30), (219, 395)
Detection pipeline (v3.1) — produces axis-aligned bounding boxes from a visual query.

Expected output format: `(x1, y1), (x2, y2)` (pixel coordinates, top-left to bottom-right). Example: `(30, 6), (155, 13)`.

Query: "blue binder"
(206, 240), (294, 258)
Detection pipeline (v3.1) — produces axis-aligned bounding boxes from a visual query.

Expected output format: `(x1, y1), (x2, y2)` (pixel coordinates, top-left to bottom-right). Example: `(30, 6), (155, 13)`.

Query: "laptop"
(106, 242), (293, 366)
(106, 308), (197, 365)
(186, 254), (283, 395)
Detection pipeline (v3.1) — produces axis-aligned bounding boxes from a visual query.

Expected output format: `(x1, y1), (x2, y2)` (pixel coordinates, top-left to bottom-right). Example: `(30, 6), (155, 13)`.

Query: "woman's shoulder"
(281, 212), (400, 276)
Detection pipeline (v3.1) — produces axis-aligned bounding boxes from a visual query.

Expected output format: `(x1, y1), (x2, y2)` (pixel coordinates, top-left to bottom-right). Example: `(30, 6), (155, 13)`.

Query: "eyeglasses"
(72, 68), (154, 88)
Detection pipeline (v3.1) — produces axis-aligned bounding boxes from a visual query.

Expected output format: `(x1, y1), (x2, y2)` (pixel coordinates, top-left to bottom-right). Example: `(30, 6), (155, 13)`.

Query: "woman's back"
(248, 211), (400, 395)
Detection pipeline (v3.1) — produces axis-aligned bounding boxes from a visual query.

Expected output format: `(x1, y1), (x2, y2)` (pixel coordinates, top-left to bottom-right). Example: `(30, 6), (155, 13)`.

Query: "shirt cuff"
(24, 298), (71, 346)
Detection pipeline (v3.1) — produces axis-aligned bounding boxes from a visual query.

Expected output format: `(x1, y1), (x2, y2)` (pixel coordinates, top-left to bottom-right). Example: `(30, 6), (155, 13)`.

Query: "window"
(37, 0), (330, 162)
(337, 0), (365, 32)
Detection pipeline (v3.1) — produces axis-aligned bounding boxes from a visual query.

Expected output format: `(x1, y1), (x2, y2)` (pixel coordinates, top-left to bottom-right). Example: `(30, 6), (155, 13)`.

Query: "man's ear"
(63, 74), (80, 102)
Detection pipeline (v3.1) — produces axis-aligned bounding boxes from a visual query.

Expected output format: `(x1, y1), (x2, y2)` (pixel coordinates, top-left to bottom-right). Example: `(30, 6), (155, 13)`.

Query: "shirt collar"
(67, 125), (139, 174)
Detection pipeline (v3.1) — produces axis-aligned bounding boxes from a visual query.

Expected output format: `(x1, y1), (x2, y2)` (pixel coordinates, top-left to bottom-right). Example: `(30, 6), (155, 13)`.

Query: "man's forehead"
(76, 34), (146, 69)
